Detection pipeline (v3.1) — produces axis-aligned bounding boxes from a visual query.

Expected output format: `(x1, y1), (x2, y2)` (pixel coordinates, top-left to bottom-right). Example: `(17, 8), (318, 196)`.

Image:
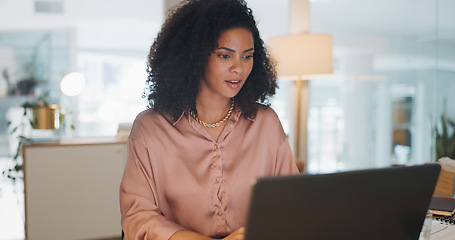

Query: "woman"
(119, 0), (299, 239)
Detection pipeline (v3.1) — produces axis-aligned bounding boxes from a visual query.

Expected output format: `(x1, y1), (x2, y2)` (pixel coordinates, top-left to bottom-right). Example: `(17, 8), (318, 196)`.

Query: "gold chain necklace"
(190, 100), (234, 128)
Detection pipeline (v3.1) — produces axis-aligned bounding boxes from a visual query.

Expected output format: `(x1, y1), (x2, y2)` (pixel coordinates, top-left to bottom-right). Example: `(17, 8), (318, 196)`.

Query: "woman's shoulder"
(248, 103), (287, 140)
(135, 108), (176, 122)
(254, 103), (279, 120)
(132, 108), (176, 130)
(248, 103), (282, 128)
(134, 108), (162, 123)
(130, 108), (178, 141)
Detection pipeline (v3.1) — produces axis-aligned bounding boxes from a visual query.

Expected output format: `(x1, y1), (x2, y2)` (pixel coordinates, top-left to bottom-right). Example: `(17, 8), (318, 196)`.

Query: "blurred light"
(60, 72), (86, 96)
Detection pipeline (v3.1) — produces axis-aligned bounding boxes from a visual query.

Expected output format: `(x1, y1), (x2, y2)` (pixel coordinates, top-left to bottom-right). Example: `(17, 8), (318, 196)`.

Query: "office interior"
(0, 0), (454, 239)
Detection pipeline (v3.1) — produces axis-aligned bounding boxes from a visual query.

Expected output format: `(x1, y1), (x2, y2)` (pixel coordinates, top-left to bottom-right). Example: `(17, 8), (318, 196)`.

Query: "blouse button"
(217, 211), (223, 216)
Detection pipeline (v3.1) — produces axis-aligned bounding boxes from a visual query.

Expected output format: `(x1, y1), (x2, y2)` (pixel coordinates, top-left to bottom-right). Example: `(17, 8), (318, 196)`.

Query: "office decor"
(435, 112), (455, 161)
(267, 33), (333, 171)
(429, 196), (455, 216)
(266, 0), (333, 172)
(60, 72), (85, 133)
(31, 104), (59, 130)
(3, 96), (58, 181)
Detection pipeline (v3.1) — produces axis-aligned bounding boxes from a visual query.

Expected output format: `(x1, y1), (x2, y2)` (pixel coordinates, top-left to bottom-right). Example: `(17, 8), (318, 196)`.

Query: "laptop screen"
(245, 164), (440, 240)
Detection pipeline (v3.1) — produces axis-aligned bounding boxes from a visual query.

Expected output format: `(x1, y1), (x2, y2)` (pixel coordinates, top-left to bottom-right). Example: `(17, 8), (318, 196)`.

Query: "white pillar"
(290, 0), (310, 34)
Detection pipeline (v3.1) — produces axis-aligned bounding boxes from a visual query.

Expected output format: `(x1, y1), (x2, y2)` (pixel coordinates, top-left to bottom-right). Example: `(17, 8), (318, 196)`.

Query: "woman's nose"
(230, 58), (244, 74)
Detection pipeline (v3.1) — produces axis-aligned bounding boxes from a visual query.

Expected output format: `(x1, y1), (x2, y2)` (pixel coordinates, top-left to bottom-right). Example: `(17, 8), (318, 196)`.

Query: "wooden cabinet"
(23, 138), (126, 240)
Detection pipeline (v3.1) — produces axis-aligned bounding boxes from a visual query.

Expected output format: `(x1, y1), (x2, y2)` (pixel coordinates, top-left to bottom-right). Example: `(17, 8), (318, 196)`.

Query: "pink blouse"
(120, 106), (299, 240)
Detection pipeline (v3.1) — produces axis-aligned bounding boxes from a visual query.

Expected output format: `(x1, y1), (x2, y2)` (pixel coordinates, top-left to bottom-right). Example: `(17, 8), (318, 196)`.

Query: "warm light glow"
(267, 33), (333, 79)
(60, 72), (86, 96)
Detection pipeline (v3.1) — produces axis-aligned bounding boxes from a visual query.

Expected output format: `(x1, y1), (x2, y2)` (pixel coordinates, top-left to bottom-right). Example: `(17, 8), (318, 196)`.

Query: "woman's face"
(200, 27), (254, 101)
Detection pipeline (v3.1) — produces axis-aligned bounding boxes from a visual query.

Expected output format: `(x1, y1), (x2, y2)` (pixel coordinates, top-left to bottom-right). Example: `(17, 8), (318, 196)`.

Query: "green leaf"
(14, 164), (22, 172)
(9, 126), (18, 135)
(435, 113), (455, 160)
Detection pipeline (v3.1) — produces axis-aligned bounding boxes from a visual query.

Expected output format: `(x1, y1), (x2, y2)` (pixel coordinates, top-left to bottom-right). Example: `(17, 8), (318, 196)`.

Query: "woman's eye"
(218, 54), (230, 59)
(244, 54), (254, 59)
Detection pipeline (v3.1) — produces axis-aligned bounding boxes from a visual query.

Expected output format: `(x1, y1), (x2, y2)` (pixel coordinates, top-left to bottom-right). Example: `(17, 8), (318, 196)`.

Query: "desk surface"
(23, 136), (127, 148)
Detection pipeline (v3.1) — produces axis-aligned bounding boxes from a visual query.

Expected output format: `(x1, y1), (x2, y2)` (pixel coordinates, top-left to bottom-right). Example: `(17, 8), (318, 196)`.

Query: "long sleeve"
(275, 134), (300, 176)
(120, 137), (184, 240)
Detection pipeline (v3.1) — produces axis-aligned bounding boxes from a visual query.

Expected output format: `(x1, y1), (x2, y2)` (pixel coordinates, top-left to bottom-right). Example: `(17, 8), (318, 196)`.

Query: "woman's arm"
(120, 137), (184, 240)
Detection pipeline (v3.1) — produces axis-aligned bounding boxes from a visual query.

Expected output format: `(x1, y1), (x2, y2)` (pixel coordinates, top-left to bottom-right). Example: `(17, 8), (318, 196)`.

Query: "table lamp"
(267, 33), (333, 172)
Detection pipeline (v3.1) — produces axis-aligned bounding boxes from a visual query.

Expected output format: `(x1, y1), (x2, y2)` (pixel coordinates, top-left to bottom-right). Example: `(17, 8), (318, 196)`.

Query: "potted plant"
(16, 61), (40, 96)
(2, 96), (59, 181)
(434, 112), (455, 161)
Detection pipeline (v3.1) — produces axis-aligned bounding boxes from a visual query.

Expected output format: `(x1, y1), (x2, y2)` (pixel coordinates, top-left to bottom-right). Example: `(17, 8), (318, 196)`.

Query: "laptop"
(244, 164), (441, 240)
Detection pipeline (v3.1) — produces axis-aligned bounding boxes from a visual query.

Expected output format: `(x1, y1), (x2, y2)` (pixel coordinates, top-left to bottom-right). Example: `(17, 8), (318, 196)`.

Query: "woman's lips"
(226, 80), (242, 88)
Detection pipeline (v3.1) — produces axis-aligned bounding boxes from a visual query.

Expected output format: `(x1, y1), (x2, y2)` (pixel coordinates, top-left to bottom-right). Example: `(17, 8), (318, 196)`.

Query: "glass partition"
(302, 0), (455, 173)
(0, 30), (70, 156)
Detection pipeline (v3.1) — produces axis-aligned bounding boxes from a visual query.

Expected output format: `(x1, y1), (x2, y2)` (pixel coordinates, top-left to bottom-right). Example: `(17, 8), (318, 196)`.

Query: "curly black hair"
(145, 0), (277, 120)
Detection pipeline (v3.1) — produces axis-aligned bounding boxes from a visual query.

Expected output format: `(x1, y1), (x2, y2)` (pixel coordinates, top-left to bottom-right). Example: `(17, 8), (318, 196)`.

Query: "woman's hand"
(169, 227), (245, 240)
(222, 227), (245, 240)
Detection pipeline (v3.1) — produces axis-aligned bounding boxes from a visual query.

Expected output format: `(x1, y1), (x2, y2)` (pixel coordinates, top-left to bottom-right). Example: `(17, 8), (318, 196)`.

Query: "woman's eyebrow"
(217, 47), (255, 53)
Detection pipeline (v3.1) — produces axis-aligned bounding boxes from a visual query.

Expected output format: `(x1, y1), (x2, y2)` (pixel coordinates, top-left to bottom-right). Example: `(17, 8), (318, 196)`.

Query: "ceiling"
(309, 0), (455, 44)
(0, 0), (453, 61)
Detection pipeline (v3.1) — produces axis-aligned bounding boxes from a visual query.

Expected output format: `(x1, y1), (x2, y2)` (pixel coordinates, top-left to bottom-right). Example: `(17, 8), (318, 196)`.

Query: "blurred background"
(0, 0), (454, 239)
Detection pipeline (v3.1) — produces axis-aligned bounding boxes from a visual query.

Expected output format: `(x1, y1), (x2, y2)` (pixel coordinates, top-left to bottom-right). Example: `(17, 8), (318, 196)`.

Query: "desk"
(433, 163), (455, 198)
(23, 137), (126, 240)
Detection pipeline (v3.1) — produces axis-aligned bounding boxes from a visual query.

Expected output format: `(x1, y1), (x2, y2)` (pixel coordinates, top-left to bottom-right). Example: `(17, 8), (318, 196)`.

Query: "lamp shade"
(267, 33), (333, 79)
